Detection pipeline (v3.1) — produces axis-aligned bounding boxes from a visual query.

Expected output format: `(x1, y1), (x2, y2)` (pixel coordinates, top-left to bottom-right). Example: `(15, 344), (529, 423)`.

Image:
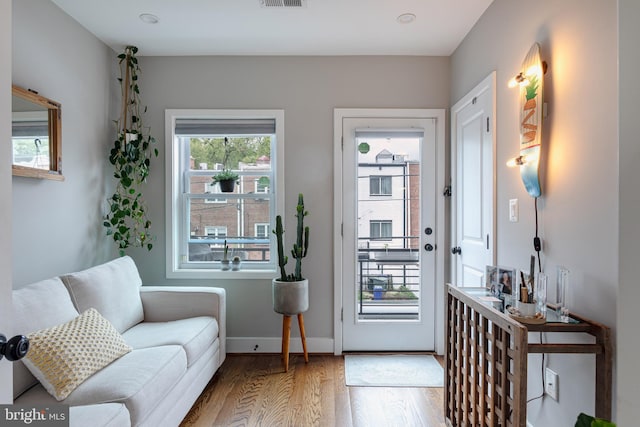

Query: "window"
(166, 110), (285, 278)
(204, 226), (227, 239)
(255, 223), (270, 238)
(370, 176), (392, 196)
(255, 176), (270, 194)
(370, 220), (392, 240)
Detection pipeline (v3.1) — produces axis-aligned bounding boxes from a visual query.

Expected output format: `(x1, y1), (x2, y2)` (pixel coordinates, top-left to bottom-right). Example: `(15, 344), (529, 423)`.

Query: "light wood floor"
(180, 354), (446, 427)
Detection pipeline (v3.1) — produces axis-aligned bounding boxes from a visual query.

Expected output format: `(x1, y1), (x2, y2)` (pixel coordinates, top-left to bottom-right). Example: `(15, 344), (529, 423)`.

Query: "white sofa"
(12, 256), (226, 427)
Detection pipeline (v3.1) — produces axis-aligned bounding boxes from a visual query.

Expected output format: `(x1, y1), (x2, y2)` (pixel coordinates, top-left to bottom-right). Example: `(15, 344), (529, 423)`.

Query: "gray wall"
(11, 0), (116, 287)
(617, 0), (640, 425)
(0, 0), (12, 404)
(134, 55), (450, 342)
(451, 0), (617, 424)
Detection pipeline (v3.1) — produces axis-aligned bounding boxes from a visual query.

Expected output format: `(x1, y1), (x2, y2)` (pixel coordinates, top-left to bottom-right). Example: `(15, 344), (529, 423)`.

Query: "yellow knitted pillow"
(23, 308), (132, 401)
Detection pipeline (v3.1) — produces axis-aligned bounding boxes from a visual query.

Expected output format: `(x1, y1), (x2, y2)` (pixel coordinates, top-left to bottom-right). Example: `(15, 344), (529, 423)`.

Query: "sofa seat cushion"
(70, 403), (131, 427)
(12, 277), (80, 399)
(63, 346), (186, 426)
(122, 316), (218, 368)
(60, 256), (144, 333)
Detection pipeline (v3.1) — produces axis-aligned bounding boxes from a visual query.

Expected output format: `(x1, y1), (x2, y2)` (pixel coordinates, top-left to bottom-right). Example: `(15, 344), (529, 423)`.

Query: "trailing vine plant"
(104, 45), (158, 256)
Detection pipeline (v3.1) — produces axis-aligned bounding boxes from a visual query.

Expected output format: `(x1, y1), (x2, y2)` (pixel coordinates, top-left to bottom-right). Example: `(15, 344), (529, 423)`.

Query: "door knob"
(451, 246), (462, 255)
(0, 334), (29, 362)
(424, 244), (434, 252)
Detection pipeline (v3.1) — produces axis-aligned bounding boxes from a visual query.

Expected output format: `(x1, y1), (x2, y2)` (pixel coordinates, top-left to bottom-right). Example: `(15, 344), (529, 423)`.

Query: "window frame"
(166, 109), (285, 279)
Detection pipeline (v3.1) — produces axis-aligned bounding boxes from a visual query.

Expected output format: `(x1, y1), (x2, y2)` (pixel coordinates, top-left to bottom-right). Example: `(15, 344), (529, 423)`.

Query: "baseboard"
(226, 337), (334, 354)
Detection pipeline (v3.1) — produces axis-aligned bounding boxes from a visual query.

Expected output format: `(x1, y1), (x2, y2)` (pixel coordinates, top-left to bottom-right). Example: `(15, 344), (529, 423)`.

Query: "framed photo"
(497, 266), (516, 295)
(485, 265), (499, 296)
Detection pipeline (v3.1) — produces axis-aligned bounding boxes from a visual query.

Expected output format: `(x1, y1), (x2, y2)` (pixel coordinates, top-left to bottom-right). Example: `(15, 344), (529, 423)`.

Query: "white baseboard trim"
(227, 337), (335, 354)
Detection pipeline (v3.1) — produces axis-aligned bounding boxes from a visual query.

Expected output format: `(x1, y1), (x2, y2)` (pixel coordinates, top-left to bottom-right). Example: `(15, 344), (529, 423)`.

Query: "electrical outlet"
(545, 368), (558, 401)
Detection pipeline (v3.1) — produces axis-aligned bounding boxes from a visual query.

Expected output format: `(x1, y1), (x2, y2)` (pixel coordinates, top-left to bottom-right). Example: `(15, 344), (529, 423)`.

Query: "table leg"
(297, 313), (309, 363)
(595, 328), (612, 420)
(282, 315), (292, 372)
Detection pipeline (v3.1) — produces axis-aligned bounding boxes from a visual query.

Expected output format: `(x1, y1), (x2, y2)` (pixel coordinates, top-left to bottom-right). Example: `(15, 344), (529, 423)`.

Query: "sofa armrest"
(139, 286), (226, 358)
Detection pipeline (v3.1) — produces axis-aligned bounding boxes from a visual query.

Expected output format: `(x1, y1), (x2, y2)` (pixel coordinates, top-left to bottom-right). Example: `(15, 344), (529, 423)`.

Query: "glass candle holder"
(556, 266), (570, 322)
(535, 272), (548, 319)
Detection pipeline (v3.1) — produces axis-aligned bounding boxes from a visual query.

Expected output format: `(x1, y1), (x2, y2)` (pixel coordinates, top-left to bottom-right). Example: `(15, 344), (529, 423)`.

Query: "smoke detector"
(260, 0), (307, 8)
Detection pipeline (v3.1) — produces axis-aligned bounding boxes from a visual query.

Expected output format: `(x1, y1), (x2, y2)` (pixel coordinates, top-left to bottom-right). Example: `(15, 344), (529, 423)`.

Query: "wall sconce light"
(508, 43), (547, 198)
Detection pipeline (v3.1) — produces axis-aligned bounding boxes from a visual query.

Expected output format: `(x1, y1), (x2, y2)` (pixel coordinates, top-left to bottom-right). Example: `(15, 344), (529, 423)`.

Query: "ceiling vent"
(260, 0), (307, 8)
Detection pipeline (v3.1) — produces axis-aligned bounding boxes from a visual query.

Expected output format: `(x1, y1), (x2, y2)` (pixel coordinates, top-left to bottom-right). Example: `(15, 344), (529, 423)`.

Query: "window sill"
(167, 268), (277, 280)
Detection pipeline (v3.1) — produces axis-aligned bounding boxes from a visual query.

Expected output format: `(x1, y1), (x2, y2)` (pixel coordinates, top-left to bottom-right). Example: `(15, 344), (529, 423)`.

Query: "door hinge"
(341, 137), (344, 150)
(486, 117), (490, 133)
(443, 185), (452, 197)
(341, 223), (343, 237)
(486, 234), (490, 250)
(341, 308), (343, 321)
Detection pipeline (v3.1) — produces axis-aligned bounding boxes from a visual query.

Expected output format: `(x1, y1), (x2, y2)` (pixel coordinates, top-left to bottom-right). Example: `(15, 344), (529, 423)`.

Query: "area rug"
(344, 354), (444, 387)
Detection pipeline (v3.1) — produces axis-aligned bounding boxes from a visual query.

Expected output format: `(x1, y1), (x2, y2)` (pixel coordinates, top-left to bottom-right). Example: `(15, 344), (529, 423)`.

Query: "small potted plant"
(213, 169), (239, 192)
(231, 255), (242, 271)
(212, 137), (238, 192)
(272, 194), (310, 315)
(220, 240), (230, 271)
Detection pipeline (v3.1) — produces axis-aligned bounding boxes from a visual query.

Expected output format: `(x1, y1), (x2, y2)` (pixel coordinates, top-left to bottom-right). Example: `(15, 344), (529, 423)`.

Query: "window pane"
(189, 137), (272, 172)
(380, 176), (392, 195)
(187, 197), (271, 262)
(370, 177), (380, 195)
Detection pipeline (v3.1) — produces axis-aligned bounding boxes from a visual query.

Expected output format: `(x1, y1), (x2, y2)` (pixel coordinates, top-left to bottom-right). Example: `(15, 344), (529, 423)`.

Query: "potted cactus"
(272, 194), (310, 315)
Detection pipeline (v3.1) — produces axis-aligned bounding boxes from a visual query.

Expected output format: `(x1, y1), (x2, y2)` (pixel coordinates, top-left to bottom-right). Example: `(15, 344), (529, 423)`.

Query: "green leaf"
(129, 188), (136, 195)
(117, 54), (126, 59)
(147, 243), (153, 251)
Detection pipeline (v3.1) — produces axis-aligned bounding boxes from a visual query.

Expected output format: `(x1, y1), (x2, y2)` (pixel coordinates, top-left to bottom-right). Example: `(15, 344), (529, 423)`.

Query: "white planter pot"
(272, 279), (309, 315)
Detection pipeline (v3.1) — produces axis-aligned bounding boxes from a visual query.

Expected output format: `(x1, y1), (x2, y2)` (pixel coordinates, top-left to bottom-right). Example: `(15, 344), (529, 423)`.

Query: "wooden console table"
(444, 284), (611, 427)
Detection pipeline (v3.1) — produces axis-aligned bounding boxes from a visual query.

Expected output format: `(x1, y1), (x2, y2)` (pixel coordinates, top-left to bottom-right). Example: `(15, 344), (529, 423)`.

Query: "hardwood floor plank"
(181, 354), (445, 427)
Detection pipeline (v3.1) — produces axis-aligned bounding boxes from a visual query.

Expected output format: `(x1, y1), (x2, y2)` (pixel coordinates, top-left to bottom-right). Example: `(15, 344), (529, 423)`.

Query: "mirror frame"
(11, 85), (63, 181)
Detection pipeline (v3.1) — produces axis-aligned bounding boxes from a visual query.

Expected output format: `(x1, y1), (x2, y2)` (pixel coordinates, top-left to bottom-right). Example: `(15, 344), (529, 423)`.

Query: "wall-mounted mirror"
(11, 85), (63, 180)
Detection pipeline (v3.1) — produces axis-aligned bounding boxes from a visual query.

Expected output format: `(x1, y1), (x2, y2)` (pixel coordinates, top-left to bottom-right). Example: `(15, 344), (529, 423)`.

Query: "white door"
(451, 73), (496, 286)
(336, 110), (444, 352)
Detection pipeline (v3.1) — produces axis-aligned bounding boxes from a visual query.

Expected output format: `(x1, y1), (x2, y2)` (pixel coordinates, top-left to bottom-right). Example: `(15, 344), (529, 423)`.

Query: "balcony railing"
(357, 247), (420, 318)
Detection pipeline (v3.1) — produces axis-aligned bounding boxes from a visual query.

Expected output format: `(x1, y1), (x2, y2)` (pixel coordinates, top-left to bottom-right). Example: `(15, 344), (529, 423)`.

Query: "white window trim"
(165, 109), (285, 279)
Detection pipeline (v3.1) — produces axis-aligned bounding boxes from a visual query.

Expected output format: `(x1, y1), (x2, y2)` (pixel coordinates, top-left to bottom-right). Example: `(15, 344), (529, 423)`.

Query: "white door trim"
(450, 72), (497, 284)
(333, 108), (446, 355)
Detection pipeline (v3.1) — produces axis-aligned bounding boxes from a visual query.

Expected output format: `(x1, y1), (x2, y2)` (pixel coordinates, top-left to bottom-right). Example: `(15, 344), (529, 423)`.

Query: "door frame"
(333, 108), (446, 355)
(450, 72), (497, 285)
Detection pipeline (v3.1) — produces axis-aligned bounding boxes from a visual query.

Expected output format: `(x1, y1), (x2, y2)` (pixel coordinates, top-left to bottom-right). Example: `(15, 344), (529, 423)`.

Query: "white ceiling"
(51, 0), (494, 57)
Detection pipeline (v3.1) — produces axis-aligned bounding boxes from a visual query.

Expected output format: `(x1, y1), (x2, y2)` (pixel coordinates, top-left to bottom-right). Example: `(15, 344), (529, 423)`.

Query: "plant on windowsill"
(220, 240), (230, 271)
(212, 137), (239, 193)
(272, 193), (310, 315)
(104, 45), (158, 256)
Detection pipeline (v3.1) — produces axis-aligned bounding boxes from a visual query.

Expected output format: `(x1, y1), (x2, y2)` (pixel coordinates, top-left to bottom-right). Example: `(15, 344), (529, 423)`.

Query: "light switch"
(509, 199), (518, 222)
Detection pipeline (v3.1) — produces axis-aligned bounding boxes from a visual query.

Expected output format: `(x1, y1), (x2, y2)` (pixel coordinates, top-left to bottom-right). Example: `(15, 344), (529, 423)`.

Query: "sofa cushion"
(70, 404), (131, 427)
(122, 316), (218, 368)
(23, 308), (132, 401)
(63, 346), (186, 426)
(60, 256), (144, 333)
(12, 277), (80, 399)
